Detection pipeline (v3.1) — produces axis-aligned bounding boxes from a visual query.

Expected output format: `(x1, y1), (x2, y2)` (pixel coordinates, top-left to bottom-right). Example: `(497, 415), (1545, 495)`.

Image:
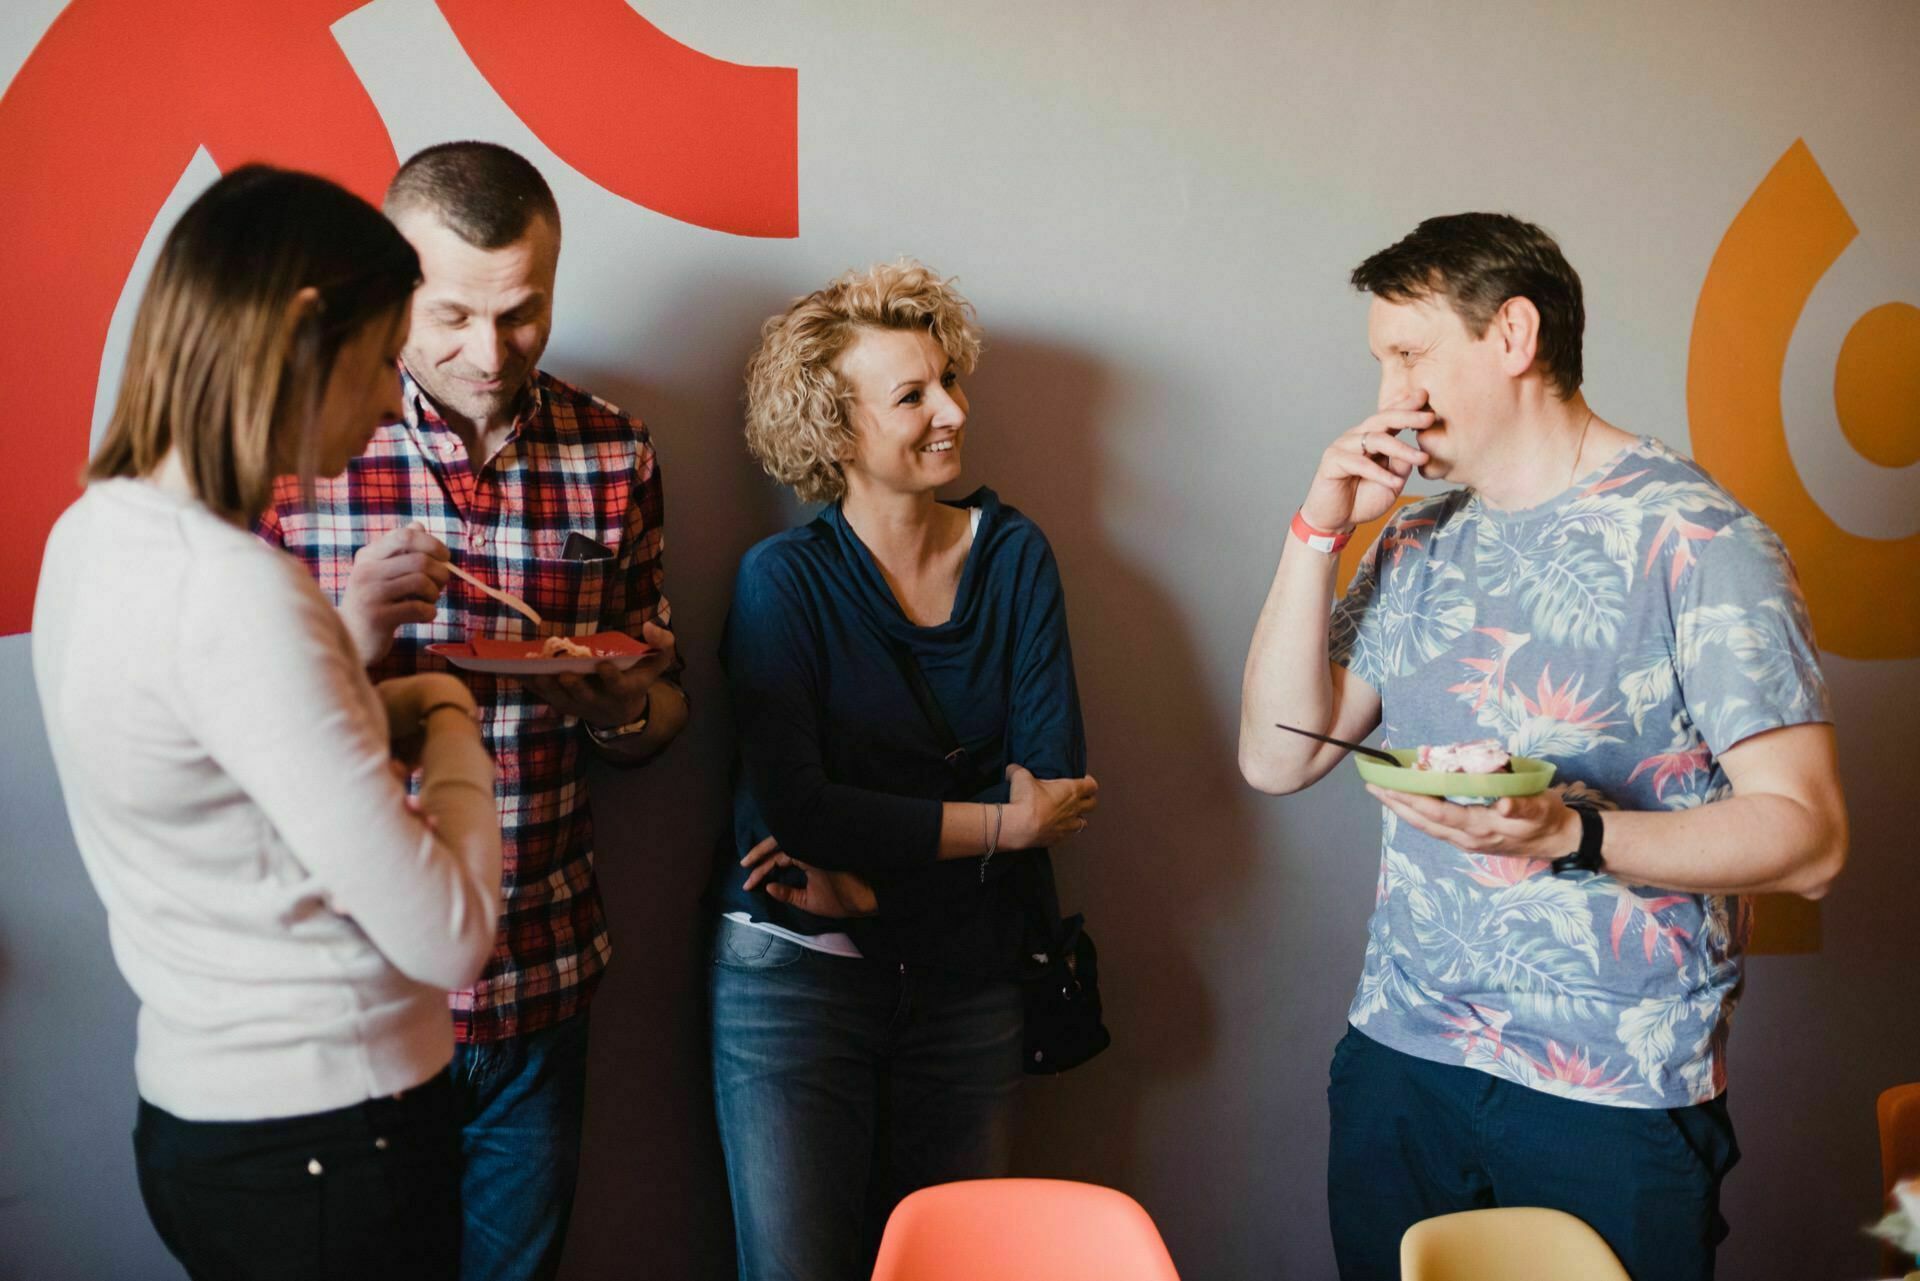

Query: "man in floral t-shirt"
(1239, 213), (1847, 1280)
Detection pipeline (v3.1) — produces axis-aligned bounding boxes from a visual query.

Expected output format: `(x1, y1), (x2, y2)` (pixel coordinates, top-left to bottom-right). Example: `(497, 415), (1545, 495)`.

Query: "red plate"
(428, 632), (655, 675)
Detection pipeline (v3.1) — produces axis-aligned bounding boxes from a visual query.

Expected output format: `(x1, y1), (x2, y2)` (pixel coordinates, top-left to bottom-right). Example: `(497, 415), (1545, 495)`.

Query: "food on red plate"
(434, 632), (651, 675)
(1413, 739), (1513, 774)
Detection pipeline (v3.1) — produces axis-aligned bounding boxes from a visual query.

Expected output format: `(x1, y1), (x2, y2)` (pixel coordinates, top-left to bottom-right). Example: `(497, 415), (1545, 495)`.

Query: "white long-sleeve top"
(32, 478), (502, 1121)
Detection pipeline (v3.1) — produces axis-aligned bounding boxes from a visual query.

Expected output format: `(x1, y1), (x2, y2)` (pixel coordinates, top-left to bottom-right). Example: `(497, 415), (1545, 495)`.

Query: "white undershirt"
(728, 506), (983, 958)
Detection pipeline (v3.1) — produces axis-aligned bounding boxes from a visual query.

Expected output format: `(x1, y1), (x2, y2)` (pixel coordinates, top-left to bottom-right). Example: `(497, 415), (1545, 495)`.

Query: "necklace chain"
(1569, 410), (1595, 492)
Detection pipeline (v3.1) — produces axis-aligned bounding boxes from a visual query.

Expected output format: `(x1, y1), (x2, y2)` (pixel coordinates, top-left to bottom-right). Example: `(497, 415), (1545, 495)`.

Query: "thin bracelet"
(981, 802), (1003, 884)
(419, 701), (475, 724)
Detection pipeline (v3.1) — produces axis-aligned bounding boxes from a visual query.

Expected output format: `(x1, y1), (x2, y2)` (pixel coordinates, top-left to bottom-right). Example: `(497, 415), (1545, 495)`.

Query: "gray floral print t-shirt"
(1329, 436), (1830, 1108)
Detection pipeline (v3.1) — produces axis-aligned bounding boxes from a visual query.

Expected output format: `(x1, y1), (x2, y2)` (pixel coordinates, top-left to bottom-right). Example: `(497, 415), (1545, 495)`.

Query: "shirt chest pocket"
(516, 555), (618, 634)
(525, 460), (628, 560)
(530, 522), (622, 561)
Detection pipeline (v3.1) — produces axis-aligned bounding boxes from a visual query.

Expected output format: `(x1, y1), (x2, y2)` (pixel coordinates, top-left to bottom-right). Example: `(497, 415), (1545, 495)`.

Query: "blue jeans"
(449, 1010), (591, 1281)
(709, 916), (1025, 1281)
(1327, 1026), (1739, 1281)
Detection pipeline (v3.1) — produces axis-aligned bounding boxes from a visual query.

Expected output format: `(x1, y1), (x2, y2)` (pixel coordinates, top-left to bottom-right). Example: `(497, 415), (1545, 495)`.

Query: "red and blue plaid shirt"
(259, 367), (670, 1043)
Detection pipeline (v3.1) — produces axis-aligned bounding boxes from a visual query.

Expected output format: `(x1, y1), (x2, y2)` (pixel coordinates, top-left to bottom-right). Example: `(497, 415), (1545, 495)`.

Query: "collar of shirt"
(397, 364), (548, 470)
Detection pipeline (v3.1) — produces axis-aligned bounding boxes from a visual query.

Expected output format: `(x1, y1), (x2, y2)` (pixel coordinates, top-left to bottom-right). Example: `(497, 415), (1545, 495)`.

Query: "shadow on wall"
(960, 334), (1266, 1199)
(1718, 652), (1920, 1280)
(546, 319), (1273, 1280)
(543, 268), (799, 1281)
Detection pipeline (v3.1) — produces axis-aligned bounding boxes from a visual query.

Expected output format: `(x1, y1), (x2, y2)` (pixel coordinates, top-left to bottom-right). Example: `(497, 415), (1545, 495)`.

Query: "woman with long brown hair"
(31, 165), (501, 1280)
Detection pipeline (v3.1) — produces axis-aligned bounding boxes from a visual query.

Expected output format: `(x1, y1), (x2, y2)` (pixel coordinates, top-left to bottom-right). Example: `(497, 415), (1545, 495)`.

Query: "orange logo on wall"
(0, 0), (798, 637)
(1688, 139), (1919, 661)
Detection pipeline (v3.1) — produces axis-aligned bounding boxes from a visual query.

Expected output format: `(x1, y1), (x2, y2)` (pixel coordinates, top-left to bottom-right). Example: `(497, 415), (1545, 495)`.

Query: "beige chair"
(1401, 1207), (1631, 1281)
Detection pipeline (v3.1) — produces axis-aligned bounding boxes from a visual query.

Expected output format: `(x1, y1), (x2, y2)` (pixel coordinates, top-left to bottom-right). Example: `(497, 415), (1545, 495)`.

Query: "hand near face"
(342, 522), (452, 664)
(1298, 396), (1433, 534)
(520, 619), (676, 727)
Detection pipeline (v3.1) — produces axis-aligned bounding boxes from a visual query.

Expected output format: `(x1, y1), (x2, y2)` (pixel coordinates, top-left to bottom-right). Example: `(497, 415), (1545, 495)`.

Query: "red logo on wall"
(0, 0), (797, 636)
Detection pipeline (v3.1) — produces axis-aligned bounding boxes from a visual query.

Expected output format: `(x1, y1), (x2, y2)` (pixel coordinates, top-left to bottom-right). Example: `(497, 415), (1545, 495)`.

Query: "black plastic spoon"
(1272, 721), (1403, 767)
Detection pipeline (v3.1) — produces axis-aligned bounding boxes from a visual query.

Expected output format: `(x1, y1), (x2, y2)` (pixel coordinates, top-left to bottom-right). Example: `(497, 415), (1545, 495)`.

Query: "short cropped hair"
(744, 260), (984, 504)
(89, 165), (419, 522)
(1351, 212), (1584, 398)
(384, 141), (560, 249)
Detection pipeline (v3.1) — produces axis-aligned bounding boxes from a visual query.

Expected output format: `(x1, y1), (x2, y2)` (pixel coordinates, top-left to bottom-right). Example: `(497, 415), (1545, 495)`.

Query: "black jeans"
(133, 1070), (461, 1281)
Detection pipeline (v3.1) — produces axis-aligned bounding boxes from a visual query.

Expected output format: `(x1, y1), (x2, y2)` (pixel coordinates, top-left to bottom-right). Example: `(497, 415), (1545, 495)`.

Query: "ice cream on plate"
(1413, 739), (1513, 774)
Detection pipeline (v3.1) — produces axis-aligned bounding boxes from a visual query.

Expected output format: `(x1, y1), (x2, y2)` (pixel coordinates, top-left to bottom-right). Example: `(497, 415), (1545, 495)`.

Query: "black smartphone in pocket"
(562, 531), (614, 561)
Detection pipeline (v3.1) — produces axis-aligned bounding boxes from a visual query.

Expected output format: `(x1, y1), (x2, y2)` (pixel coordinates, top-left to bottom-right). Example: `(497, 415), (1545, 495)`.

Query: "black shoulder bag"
(883, 637), (1111, 1075)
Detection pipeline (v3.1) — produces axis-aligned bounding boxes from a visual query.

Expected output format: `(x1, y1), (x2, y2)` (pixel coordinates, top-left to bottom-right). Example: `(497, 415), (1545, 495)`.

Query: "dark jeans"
(709, 916), (1025, 1281)
(133, 1070), (460, 1281)
(449, 1008), (592, 1281)
(1327, 1026), (1740, 1281)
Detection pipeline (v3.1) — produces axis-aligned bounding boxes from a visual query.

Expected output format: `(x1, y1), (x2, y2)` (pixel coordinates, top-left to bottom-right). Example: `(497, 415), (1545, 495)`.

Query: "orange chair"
(1400, 1207), (1630, 1281)
(1881, 1083), (1920, 1196)
(1878, 1084), (1920, 1274)
(870, 1178), (1180, 1281)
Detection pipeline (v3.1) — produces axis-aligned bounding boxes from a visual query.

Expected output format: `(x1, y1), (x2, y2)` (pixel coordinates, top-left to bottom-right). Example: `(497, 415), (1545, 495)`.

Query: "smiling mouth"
(919, 439), (957, 455)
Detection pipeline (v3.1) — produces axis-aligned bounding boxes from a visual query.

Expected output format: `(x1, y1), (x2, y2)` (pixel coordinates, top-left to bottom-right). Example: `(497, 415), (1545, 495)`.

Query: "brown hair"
(89, 165), (419, 522)
(384, 141), (561, 249)
(744, 260), (983, 504)
(1351, 212), (1585, 398)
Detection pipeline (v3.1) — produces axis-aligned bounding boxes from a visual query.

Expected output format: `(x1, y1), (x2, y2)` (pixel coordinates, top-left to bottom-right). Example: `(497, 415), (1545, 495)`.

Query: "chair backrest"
(870, 1178), (1181, 1281)
(1880, 1084), (1920, 1197)
(1401, 1207), (1631, 1281)
(1878, 1084), (1920, 1274)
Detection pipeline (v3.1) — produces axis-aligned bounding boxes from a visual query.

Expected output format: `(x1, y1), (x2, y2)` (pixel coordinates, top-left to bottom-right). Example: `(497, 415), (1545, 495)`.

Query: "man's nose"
(464, 324), (503, 376)
(1377, 368), (1423, 414)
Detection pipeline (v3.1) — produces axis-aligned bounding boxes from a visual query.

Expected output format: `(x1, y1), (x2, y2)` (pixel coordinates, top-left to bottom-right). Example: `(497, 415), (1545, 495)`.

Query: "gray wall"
(2, 1), (1916, 1277)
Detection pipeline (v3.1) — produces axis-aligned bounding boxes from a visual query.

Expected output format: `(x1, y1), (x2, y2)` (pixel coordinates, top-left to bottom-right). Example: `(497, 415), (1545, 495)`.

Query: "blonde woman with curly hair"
(710, 261), (1100, 1280)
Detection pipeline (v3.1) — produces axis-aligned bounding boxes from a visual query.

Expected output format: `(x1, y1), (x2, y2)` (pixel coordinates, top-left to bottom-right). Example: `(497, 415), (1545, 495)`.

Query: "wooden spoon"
(447, 562), (543, 629)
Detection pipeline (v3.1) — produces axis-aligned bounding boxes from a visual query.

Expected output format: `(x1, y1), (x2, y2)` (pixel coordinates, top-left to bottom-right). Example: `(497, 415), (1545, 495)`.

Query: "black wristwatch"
(1551, 807), (1606, 877)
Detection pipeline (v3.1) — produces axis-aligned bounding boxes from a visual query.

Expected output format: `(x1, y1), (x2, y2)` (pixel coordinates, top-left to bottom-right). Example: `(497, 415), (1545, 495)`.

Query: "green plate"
(1354, 748), (1555, 798)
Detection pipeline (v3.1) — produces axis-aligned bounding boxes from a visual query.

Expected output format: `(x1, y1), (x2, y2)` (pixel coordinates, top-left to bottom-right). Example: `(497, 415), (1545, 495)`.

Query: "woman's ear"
(832, 398), (863, 466)
(286, 285), (323, 324)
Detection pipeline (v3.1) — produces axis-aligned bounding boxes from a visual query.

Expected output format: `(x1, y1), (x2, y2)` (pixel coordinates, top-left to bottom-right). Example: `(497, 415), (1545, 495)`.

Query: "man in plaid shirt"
(260, 142), (687, 1281)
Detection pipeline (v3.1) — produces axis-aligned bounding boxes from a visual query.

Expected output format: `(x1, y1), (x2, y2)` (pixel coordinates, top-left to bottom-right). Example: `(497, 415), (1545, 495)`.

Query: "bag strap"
(885, 633), (1071, 953)
(883, 635), (970, 773)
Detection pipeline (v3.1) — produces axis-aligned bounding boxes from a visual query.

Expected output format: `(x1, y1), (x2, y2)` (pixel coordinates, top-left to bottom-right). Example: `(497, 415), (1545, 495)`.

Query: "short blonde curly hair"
(744, 259), (984, 504)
